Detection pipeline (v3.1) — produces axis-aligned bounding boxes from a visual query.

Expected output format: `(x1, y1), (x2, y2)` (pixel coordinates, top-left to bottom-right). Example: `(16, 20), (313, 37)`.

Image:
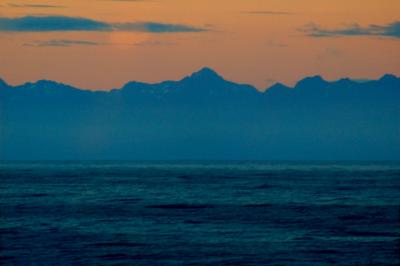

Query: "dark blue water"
(1, 161), (399, 265)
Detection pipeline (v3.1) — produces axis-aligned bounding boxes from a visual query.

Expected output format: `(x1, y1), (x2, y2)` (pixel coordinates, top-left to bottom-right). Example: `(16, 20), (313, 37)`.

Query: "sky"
(0, 0), (399, 90)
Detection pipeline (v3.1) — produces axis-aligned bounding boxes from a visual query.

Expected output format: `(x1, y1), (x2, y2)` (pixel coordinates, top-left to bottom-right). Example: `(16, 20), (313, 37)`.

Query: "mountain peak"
(265, 82), (291, 94)
(35, 80), (61, 87)
(295, 75), (327, 89)
(379, 74), (398, 82)
(267, 82), (290, 90)
(122, 81), (148, 90)
(16, 79), (80, 92)
(302, 75), (325, 83)
(187, 67), (223, 81)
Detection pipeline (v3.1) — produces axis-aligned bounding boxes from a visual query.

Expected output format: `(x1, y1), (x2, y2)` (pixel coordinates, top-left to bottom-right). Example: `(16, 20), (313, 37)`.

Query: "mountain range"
(1, 68), (399, 160)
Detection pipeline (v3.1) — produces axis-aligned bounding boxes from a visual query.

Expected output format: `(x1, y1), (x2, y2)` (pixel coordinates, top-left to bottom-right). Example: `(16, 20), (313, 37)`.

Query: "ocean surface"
(0, 161), (399, 265)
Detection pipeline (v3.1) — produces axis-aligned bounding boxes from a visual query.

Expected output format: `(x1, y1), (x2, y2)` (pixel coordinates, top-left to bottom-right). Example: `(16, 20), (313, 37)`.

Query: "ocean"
(0, 161), (399, 265)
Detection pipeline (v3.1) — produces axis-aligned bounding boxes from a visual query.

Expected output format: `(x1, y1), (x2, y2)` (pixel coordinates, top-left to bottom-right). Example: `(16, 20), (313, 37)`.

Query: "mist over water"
(1, 161), (399, 265)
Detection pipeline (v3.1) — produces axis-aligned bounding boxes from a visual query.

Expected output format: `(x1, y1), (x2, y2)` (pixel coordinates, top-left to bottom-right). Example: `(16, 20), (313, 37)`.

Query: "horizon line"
(1, 67), (398, 92)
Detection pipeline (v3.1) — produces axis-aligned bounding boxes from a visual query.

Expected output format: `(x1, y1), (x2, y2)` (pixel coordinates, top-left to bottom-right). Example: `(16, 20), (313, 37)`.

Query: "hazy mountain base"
(0, 68), (399, 160)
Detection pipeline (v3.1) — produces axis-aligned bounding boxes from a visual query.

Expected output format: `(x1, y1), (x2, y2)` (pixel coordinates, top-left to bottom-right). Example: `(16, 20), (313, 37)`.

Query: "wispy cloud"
(113, 22), (205, 33)
(0, 16), (208, 33)
(0, 16), (110, 31)
(7, 3), (65, 8)
(24, 39), (100, 47)
(23, 38), (178, 48)
(133, 40), (176, 46)
(300, 21), (400, 39)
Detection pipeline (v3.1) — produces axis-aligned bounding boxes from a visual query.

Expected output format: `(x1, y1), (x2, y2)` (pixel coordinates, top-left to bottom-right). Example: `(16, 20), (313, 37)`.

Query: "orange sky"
(0, 0), (399, 90)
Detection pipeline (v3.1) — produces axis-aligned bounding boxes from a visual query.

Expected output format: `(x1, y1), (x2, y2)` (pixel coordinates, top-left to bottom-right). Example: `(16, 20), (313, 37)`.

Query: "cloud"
(8, 4), (65, 8)
(113, 22), (205, 32)
(23, 39), (178, 48)
(24, 39), (100, 47)
(0, 16), (208, 33)
(301, 21), (400, 39)
(0, 16), (110, 31)
(133, 40), (176, 46)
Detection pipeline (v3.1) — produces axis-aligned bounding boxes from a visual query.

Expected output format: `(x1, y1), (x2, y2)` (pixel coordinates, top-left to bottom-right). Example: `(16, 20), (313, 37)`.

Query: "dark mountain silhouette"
(0, 78), (9, 90)
(0, 68), (399, 160)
